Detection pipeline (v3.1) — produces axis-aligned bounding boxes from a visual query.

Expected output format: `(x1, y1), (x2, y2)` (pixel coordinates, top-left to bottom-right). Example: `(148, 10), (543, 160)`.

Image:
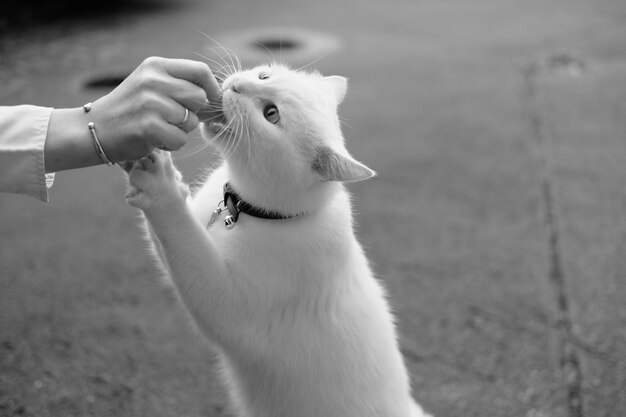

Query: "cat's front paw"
(123, 150), (189, 211)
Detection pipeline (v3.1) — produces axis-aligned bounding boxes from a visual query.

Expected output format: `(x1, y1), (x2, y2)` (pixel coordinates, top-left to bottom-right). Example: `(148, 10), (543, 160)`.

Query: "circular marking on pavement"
(210, 27), (342, 67)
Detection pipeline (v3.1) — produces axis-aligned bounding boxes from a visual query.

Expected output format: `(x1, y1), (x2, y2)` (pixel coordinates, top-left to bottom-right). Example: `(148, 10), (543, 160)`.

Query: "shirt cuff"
(34, 107), (54, 202)
(45, 172), (56, 190)
(0, 105), (54, 202)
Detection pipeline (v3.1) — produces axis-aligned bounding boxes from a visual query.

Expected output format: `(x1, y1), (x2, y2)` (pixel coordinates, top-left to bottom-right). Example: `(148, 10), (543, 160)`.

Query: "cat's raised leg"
(121, 151), (190, 276)
(124, 151), (232, 344)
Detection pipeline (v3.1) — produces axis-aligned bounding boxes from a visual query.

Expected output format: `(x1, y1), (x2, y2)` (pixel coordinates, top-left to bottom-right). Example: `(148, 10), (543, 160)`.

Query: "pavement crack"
(521, 60), (585, 417)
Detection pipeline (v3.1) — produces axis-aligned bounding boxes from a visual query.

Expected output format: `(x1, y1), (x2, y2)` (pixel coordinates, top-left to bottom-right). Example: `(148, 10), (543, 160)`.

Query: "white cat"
(124, 64), (431, 417)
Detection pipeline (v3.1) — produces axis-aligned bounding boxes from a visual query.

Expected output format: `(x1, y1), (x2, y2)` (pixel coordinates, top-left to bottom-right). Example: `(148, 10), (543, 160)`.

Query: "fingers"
(107, 57), (223, 160)
(160, 100), (199, 133)
(151, 121), (191, 151)
(138, 56), (223, 127)
(177, 108), (199, 133)
(162, 78), (211, 114)
(161, 58), (222, 104)
(161, 67), (221, 125)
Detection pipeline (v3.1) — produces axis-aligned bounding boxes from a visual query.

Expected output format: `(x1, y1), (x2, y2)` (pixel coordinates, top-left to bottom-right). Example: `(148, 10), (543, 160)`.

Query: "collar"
(221, 182), (299, 227)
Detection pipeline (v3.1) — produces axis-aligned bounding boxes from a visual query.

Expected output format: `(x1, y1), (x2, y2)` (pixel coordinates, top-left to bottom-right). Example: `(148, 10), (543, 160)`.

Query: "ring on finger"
(177, 108), (190, 127)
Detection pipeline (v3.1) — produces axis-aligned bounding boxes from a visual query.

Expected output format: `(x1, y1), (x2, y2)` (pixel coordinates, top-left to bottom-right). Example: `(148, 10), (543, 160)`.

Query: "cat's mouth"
(217, 89), (240, 131)
(204, 120), (232, 137)
(198, 87), (227, 126)
(204, 103), (234, 137)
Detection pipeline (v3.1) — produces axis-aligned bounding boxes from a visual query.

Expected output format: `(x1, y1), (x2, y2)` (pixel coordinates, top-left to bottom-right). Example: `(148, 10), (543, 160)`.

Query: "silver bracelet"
(83, 102), (114, 166)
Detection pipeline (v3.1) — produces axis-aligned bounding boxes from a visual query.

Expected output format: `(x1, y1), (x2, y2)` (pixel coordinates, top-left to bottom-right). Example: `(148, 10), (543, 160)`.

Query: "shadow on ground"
(0, 0), (179, 36)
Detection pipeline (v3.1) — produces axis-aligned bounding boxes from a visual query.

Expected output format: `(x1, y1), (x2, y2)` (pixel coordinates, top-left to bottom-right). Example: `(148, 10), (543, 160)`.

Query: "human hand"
(88, 57), (222, 162)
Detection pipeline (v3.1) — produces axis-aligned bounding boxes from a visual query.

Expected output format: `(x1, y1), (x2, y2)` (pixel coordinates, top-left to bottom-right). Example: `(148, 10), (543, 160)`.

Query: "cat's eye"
(263, 105), (280, 124)
(259, 72), (270, 80)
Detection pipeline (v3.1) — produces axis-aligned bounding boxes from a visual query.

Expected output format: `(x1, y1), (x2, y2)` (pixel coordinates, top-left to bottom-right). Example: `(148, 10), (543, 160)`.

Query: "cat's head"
(202, 64), (375, 190)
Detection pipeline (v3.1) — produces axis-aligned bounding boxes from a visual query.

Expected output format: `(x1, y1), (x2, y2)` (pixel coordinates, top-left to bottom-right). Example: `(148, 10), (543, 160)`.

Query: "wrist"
(45, 107), (107, 172)
(84, 103), (114, 166)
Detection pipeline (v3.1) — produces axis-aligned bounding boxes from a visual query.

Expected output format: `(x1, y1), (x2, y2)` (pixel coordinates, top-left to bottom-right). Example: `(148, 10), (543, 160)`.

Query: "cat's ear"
(313, 145), (376, 183)
(325, 76), (347, 105)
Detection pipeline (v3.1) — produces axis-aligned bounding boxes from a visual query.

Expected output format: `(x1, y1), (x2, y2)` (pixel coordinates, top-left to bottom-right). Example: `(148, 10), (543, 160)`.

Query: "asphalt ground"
(1, 0), (626, 416)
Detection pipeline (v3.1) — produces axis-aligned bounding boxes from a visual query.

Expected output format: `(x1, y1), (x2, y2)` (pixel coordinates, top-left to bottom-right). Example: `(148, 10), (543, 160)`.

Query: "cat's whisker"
(204, 116), (234, 146)
(204, 100), (232, 110)
(176, 132), (212, 159)
(213, 64), (237, 84)
(220, 117), (239, 160)
(277, 36), (285, 68)
(195, 45), (239, 83)
(201, 107), (230, 119)
(188, 98), (220, 111)
(210, 129), (228, 148)
(220, 117), (237, 136)
(220, 46), (242, 73)
(177, 145), (206, 160)
(294, 50), (333, 72)
(236, 52), (243, 72)
(205, 64), (231, 83)
(206, 46), (239, 77)
(220, 125), (232, 159)
(220, 58), (238, 79)
(227, 115), (244, 158)
(203, 115), (225, 124)
(232, 115), (246, 155)
(339, 117), (355, 133)
(198, 30), (242, 73)
(242, 116), (253, 179)
(254, 42), (277, 66)
(210, 43), (242, 73)
(213, 70), (231, 84)
(192, 51), (227, 71)
(194, 52), (234, 80)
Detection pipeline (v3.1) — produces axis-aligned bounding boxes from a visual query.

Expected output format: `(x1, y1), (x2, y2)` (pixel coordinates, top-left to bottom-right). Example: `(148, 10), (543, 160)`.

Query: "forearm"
(44, 107), (104, 172)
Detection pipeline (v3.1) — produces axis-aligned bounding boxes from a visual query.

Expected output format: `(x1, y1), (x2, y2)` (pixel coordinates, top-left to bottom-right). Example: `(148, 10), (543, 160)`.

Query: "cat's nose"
(226, 80), (249, 95)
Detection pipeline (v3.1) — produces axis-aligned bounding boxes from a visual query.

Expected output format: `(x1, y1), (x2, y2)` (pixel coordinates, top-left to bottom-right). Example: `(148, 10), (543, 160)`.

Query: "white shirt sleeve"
(0, 105), (55, 202)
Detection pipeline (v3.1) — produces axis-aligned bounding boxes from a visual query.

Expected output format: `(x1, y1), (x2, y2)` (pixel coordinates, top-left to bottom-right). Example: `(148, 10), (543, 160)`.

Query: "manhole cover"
(208, 27), (342, 67)
(254, 38), (301, 52)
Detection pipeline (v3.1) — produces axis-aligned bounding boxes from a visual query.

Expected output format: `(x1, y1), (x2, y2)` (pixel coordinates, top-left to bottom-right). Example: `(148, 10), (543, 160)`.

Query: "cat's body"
(125, 64), (430, 417)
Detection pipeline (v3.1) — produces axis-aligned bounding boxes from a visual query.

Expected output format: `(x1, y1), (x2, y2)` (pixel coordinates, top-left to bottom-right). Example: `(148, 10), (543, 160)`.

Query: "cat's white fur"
(125, 64), (431, 417)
